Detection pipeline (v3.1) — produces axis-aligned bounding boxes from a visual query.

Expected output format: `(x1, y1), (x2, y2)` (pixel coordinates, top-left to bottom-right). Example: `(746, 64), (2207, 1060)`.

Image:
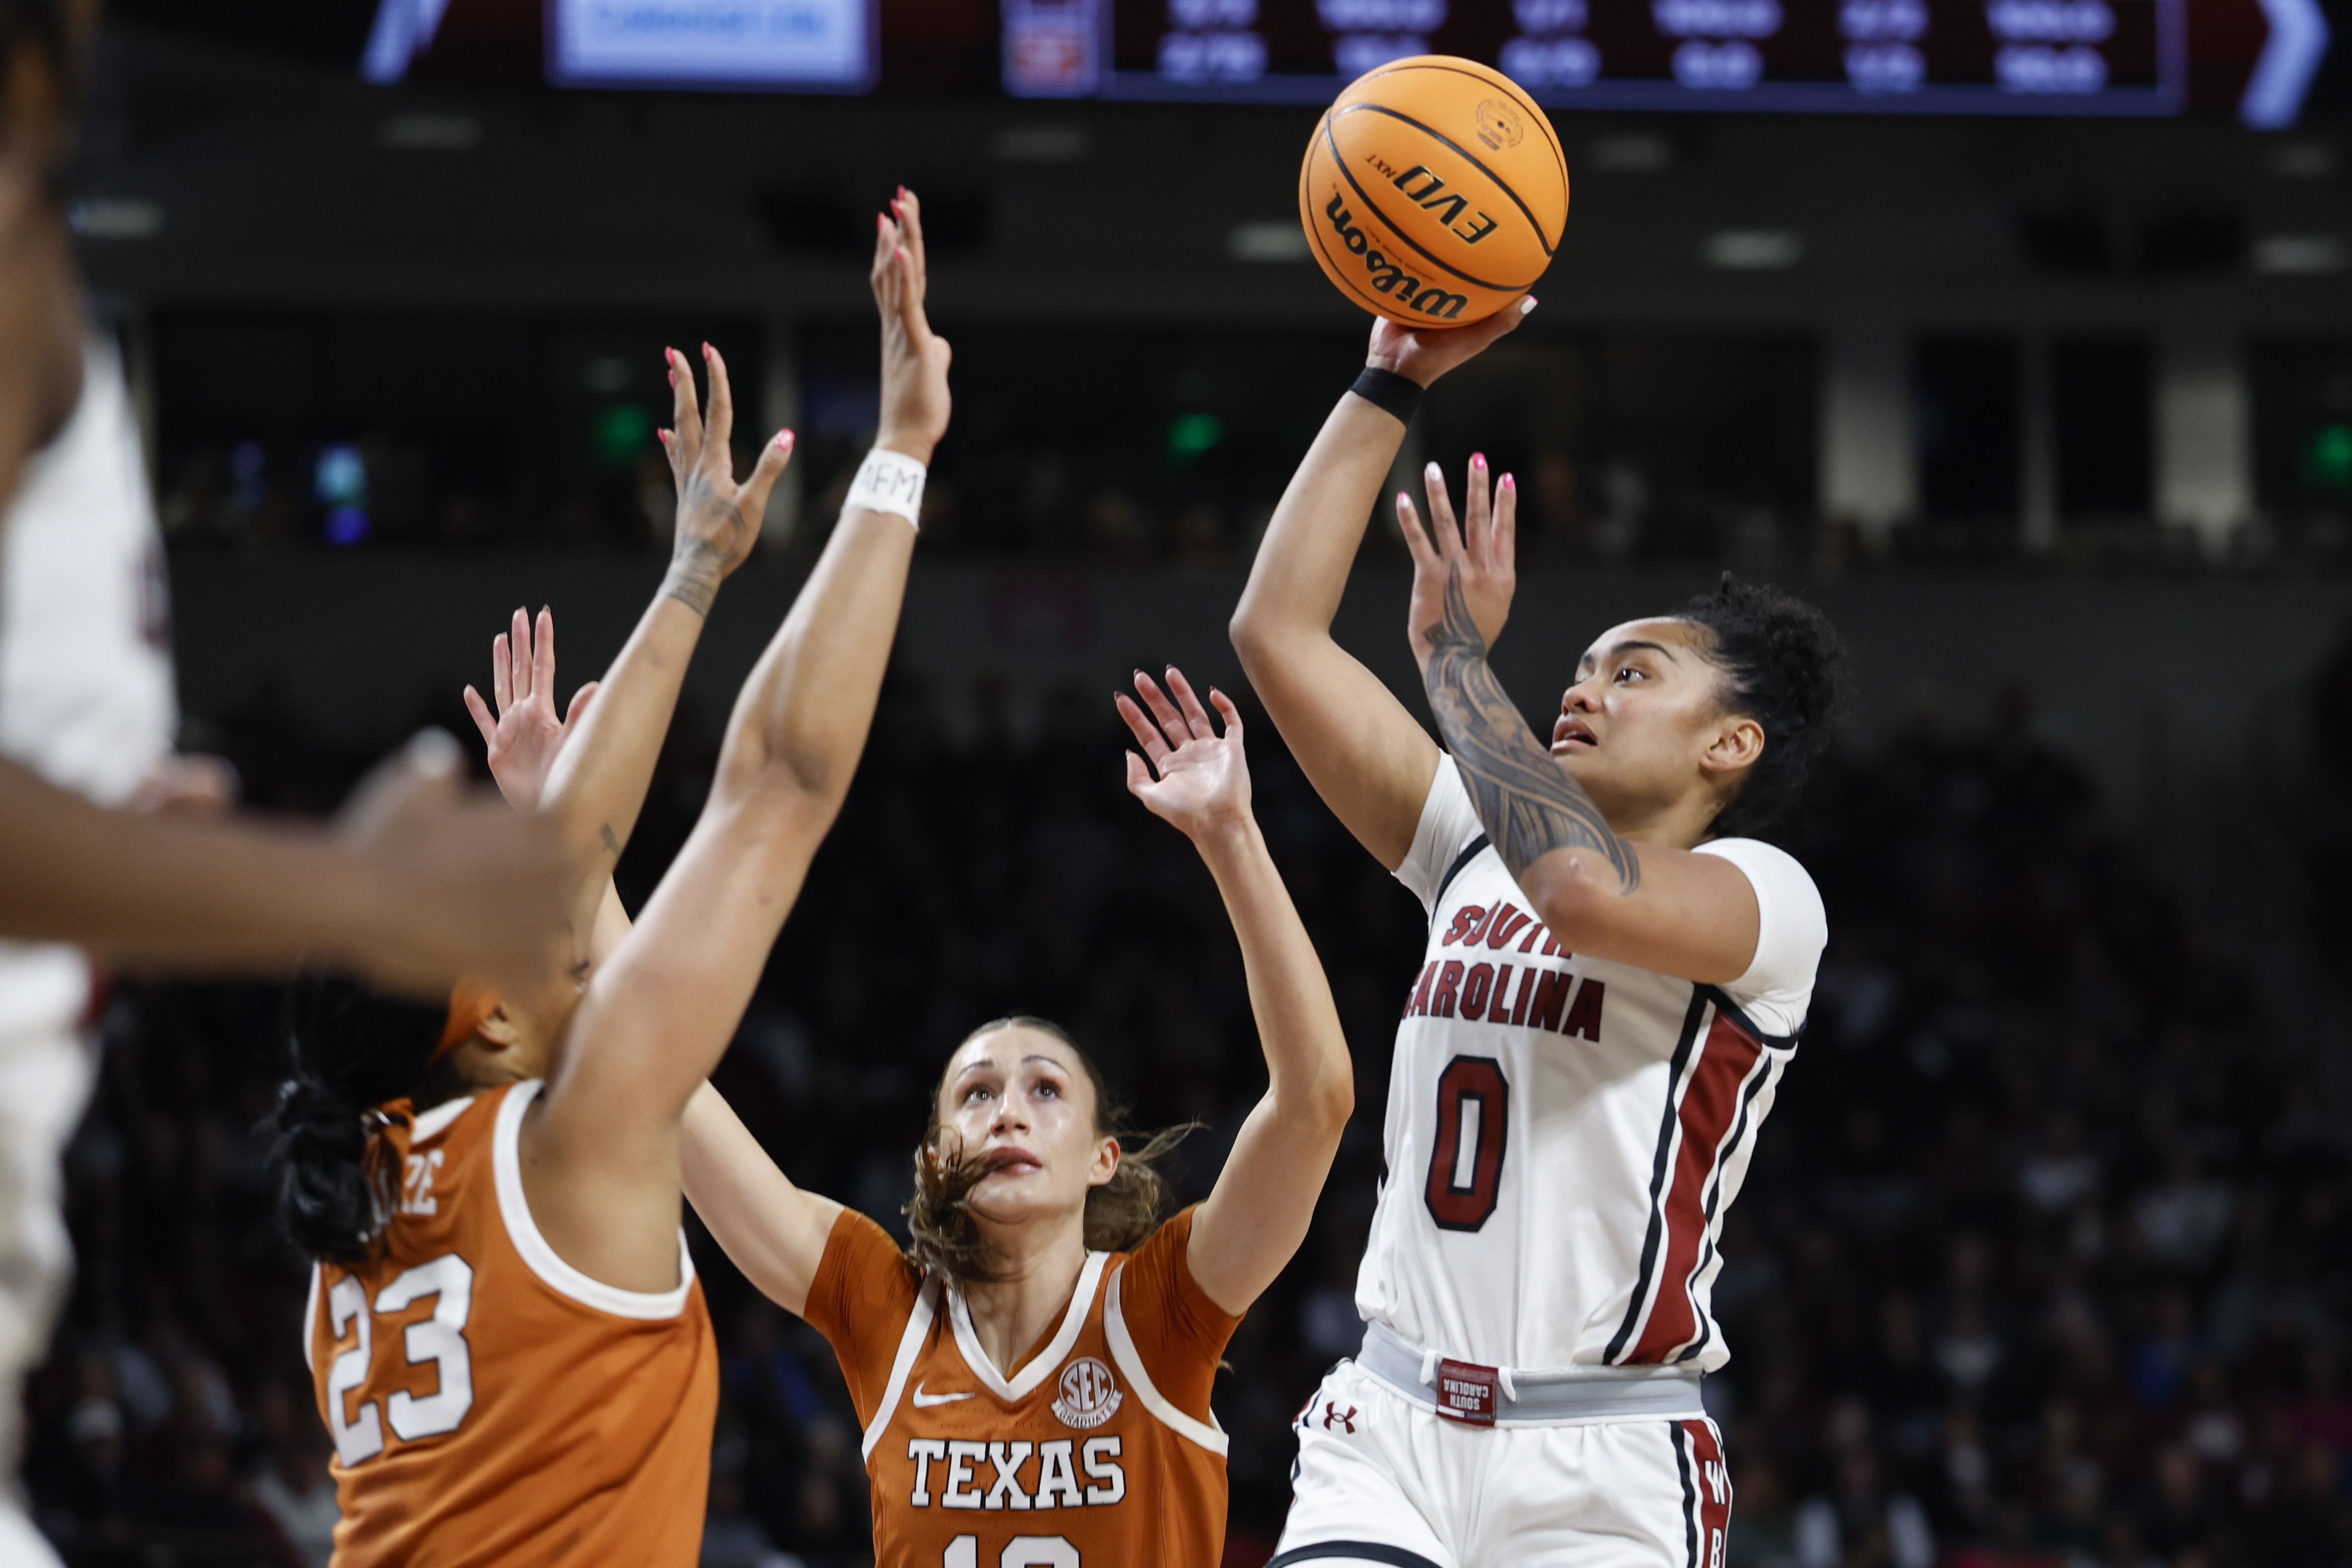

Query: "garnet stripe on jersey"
(1669, 1049), (1783, 1367)
(1603, 991), (1711, 1365)
(1626, 1007), (1766, 1363)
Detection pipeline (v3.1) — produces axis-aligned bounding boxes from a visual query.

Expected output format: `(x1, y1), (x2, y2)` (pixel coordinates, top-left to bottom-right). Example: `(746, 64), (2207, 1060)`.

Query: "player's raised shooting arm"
(1229, 305), (1533, 871)
(1398, 465), (1763, 987)
(1114, 671), (1353, 1317)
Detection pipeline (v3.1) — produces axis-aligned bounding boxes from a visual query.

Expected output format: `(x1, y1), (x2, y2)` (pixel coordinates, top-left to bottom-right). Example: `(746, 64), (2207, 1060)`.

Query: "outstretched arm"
(482, 345), (788, 964)
(1398, 463), (1762, 985)
(1229, 303), (1534, 869)
(1116, 669), (1353, 1317)
(531, 191), (952, 1294)
(0, 738), (567, 997)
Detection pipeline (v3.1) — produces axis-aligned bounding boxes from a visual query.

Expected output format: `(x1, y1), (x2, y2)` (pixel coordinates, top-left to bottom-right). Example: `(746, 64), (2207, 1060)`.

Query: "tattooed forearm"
(599, 823), (623, 857)
(662, 539), (728, 618)
(1420, 570), (1642, 894)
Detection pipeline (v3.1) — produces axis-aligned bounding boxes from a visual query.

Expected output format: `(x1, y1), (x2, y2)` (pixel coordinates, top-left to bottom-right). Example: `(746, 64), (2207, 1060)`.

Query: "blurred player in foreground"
(267, 194), (945, 1567)
(0, 6), (564, 1561)
(1231, 309), (1847, 1567)
(676, 662), (1354, 1568)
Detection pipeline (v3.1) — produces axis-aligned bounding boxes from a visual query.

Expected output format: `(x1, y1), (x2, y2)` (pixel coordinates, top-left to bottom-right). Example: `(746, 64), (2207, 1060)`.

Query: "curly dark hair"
(904, 1016), (1194, 1285)
(266, 975), (463, 1265)
(1671, 573), (1851, 839)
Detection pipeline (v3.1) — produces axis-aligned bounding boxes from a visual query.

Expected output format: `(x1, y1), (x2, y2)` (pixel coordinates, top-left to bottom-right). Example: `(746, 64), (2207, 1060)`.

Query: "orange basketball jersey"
(304, 1081), (718, 1567)
(804, 1205), (1242, 1568)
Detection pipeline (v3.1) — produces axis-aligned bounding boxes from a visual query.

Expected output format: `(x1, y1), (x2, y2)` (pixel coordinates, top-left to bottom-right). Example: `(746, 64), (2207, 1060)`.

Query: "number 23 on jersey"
(324, 1253), (477, 1465)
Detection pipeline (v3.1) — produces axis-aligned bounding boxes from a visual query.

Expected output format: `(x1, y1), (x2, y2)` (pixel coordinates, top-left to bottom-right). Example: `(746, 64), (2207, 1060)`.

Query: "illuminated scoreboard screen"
(1090, 0), (2176, 110)
(360, 0), (2324, 123)
(1000, 0), (2328, 122)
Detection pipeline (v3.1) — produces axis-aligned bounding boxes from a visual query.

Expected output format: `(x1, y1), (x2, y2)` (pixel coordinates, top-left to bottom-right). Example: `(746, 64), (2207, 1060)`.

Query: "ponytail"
(267, 976), (446, 1265)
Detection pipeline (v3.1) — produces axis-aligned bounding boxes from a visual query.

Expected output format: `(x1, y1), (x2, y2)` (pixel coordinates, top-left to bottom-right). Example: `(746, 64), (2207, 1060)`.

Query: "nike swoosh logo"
(912, 1383), (975, 1408)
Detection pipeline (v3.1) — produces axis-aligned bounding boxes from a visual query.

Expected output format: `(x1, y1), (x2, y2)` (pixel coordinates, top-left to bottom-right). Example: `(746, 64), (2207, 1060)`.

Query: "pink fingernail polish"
(701, 342), (713, 358)
(774, 429), (794, 448)
(1502, 473), (1516, 489)
(1472, 453), (1486, 468)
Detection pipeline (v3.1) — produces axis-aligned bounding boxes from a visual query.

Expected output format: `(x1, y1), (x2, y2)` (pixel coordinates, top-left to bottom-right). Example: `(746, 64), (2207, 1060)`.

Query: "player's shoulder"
(808, 1208), (925, 1338)
(1693, 837), (1826, 1029)
(1692, 835), (1820, 901)
(1397, 755), (1492, 908)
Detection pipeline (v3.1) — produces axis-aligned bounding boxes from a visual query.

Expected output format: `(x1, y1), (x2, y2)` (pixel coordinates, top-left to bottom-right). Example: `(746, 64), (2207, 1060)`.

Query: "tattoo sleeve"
(1420, 569), (1642, 893)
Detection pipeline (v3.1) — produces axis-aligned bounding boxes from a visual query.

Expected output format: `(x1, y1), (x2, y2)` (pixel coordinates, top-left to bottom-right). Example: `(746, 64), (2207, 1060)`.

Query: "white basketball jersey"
(1355, 758), (1825, 1375)
(0, 339), (176, 1040)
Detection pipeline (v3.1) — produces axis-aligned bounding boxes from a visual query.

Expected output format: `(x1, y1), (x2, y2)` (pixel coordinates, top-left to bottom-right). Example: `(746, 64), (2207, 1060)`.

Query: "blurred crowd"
(19, 641), (2352, 1568)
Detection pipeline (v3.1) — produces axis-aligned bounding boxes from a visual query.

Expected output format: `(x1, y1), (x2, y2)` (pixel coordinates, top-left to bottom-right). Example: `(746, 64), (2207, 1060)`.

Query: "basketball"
(1298, 56), (1568, 328)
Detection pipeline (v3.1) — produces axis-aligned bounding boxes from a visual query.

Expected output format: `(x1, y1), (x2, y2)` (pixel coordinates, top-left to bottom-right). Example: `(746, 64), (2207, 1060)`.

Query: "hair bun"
(1673, 576), (1851, 838)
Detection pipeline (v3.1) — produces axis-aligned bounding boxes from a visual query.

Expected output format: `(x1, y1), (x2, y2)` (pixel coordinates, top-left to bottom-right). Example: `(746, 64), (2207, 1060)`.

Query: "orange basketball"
(1298, 56), (1568, 327)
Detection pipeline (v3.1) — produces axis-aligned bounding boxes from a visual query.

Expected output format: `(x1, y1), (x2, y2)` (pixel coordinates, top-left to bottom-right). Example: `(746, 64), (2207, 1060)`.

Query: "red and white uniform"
(0, 342), (174, 1567)
(1275, 757), (1825, 1568)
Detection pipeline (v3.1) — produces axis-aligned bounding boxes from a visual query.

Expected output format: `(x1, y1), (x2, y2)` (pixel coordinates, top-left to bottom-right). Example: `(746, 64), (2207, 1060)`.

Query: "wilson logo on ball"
(1297, 54), (1568, 326)
(1320, 192), (1471, 320)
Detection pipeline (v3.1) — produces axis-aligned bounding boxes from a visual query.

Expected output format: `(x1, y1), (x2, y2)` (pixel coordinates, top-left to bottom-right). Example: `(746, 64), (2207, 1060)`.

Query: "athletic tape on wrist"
(846, 448), (926, 528)
(1350, 366), (1424, 425)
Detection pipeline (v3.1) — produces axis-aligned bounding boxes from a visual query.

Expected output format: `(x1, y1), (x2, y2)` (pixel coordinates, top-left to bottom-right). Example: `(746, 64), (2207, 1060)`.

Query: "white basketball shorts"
(1270, 1361), (1733, 1568)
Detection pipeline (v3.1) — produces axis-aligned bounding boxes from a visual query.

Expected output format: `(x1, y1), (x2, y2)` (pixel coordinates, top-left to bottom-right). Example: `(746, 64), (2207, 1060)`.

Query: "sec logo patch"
(1052, 1357), (1123, 1430)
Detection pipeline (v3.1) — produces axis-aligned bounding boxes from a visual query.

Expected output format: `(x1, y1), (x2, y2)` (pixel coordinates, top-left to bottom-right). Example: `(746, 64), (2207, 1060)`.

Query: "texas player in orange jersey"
(263, 191), (952, 1568)
(672, 664), (1360, 1568)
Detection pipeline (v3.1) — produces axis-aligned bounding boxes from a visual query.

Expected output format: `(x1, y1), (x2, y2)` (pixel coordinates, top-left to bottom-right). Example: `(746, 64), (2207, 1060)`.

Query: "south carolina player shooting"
(673, 662), (1355, 1568)
(264, 193), (949, 1568)
(1230, 309), (1848, 1568)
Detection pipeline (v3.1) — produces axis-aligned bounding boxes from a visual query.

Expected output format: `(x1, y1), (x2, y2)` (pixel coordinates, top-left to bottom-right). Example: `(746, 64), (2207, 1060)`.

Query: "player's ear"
(1089, 1136), (1121, 1189)
(474, 1002), (526, 1051)
(1700, 713), (1766, 782)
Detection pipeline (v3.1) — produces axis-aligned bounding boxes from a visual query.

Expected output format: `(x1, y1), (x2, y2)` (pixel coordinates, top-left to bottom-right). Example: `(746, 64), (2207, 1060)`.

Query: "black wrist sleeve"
(1349, 366), (1424, 425)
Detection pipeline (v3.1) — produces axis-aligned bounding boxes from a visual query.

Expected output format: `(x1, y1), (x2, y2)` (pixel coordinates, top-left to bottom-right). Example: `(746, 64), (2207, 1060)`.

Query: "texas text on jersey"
(1359, 757), (1828, 1378)
(803, 1205), (1240, 1568)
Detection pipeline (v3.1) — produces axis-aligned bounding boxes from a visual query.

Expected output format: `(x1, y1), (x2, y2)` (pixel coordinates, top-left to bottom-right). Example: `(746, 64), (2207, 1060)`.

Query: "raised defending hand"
(1116, 667), (1252, 841)
(1400, 454), (1518, 667)
(661, 343), (794, 615)
(1367, 293), (1537, 389)
(873, 188), (953, 464)
(331, 730), (569, 996)
(463, 606), (599, 811)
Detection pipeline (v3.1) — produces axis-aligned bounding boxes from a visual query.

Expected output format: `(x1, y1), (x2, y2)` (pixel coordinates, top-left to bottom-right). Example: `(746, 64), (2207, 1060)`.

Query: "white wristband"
(845, 447), (926, 529)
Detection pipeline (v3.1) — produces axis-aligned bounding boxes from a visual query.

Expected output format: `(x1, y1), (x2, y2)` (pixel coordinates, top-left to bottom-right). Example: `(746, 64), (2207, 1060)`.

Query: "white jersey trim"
(302, 1263), (320, 1376)
(491, 1080), (694, 1321)
(862, 1273), (943, 1462)
(1102, 1260), (1229, 1457)
(948, 1250), (1107, 1401)
(410, 1095), (475, 1143)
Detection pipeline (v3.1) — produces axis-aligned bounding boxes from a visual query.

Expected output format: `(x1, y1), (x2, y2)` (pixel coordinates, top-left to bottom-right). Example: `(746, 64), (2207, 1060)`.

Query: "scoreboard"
(360, 0), (2330, 124)
(1002, 0), (2328, 122)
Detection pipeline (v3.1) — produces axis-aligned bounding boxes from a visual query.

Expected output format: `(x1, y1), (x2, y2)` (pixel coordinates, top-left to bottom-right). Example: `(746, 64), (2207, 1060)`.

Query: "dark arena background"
(21, 0), (2352, 1564)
